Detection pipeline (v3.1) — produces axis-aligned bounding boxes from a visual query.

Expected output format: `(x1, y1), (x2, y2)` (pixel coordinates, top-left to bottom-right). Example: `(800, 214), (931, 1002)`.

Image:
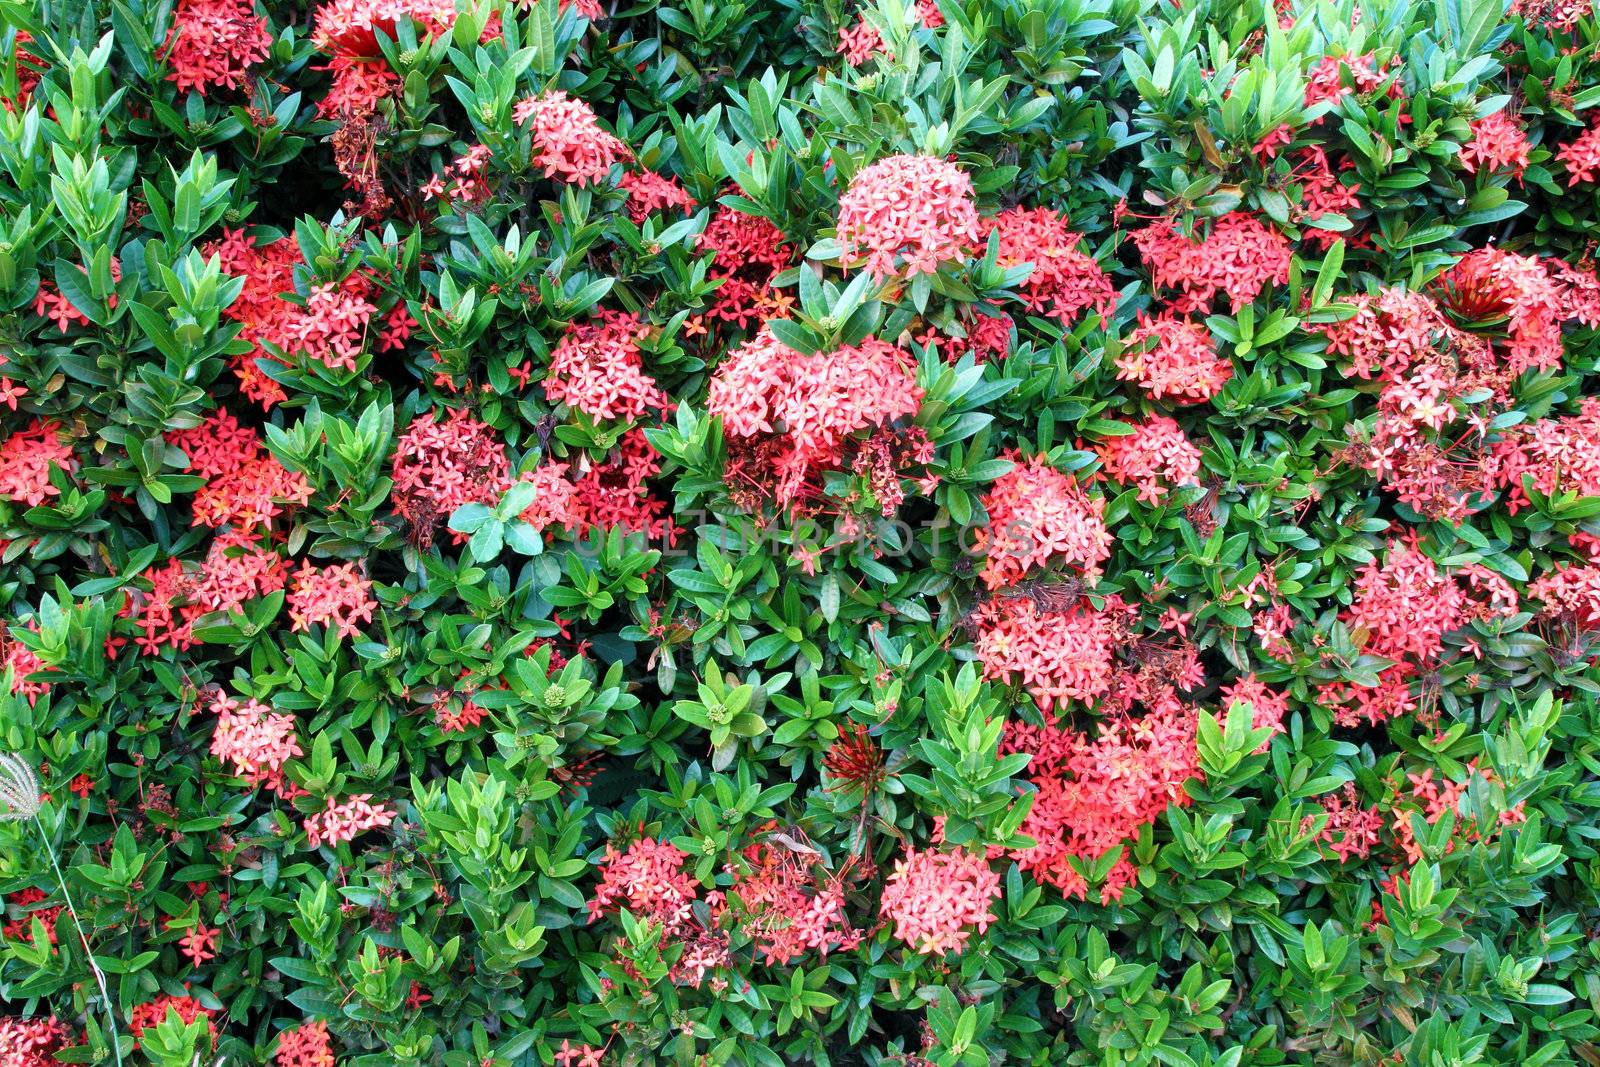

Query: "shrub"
(0, 0), (1599, 1063)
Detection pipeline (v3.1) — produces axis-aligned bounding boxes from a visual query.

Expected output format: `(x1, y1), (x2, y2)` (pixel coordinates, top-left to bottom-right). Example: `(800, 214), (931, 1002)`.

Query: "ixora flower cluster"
(3, 0), (1600, 1064)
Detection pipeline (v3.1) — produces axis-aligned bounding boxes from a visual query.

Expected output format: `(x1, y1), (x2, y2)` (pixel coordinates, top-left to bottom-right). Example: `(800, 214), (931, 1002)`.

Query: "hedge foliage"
(1, 0), (1600, 1063)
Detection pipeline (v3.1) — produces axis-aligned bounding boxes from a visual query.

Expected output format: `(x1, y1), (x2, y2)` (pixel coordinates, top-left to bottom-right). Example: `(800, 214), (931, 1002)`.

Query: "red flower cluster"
(1131, 212), (1292, 313)
(176, 413), (313, 530)
(204, 230), (404, 406)
(1001, 700), (1198, 902)
(1312, 783), (1383, 862)
(836, 153), (982, 279)
(2, 888), (62, 944)
(129, 995), (218, 1046)
(690, 198), (798, 333)
(708, 329), (922, 507)
(982, 207), (1117, 326)
(619, 169), (695, 222)
(1290, 146), (1363, 245)
(0, 420), (77, 507)
(122, 531), (286, 654)
(516, 91), (630, 186)
(1557, 117), (1600, 185)
(162, 0), (272, 95)
(1459, 112), (1531, 178)
(878, 846), (1000, 955)
(1438, 247), (1595, 376)
(276, 1020), (337, 1067)
(558, 429), (677, 543)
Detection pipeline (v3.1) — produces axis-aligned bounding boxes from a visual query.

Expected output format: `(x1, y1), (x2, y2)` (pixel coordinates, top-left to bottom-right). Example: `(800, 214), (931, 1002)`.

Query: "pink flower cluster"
(545, 311), (669, 422)
(0, 420), (77, 507)
(878, 846), (1000, 955)
(1511, 0), (1593, 29)
(1323, 538), (1518, 728)
(310, 0), (454, 117)
(1131, 212), (1292, 313)
(391, 408), (510, 532)
(982, 207), (1117, 326)
(1528, 563), (1600, 628)
(0, 1015), (77, 1067)
(516, 91), (630, 186)
(303, 794), (395, 849)
(1115, 315), (1232, 404)
(1490, 400), (1600, 511)
(421, 143), (493, 205)
(973, 453), (1112, 590)
(1303, 52), (1398, 110)
(209, 692), (303, 785)
(587, 837), (698, 933)
(836, 153), (982, 279)
(2, 629), (54, 707)
(1345, 538), (1471, 663)
(515, 462), (580, 533)
(1094, 416), (1202, 504)
(712, 840), (861, 965)
(288, 281), (377, 373)
(162, 0), (272, 95)
(1323, 286), (1455, 381)
(1219, 674), (1290, 745)
(287, 561), (377, 637)
(971, 595), (1121, 711)
(312, 0), (455, 55)
(837, 16), (889, 66)
(1438, 247), (1597, 376)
